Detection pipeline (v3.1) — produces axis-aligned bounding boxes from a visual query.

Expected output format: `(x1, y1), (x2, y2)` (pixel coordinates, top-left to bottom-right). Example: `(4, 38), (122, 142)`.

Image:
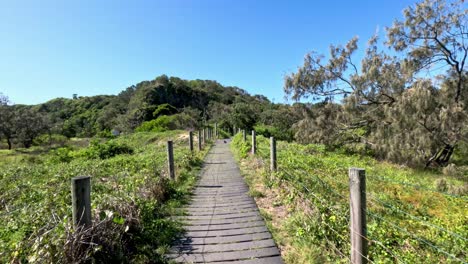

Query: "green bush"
(82, 139), (134, 159)
(49, 147), (74, 163)
(153, 103), (178, 118)
(232, 133), (251, 158)
(136, 115), (177, 132)
(96, 129), (116, 139)
(33, 134), (68, 147)
(217, 129), (231, 139)
(254, 124), (292, 141)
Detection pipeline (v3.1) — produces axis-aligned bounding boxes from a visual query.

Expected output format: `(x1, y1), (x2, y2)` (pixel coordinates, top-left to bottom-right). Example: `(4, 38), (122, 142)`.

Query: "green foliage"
(136, 115), (178, 132)
(217, 129), (231, 139)
(254, 124), (292, 141)
(231, 133), (251, 158)
(33, 134), (68, 147)
(285, 0), (467, 167)
(81, 139), (134, 159)
(0, 131), (209, 263)
(232, 133), (467, 263)
(49, 147), (74, 163)
(1, 74), (277, 143)
(96, 129), (116, 139)
(153, 103), (178, 118)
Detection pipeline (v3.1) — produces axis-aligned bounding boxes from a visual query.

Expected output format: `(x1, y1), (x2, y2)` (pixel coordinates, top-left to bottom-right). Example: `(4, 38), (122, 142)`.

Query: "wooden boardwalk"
(169, 140), (283, 263)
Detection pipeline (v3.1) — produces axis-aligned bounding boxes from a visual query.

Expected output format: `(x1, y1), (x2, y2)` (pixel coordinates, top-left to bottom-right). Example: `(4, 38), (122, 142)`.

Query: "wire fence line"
(279, 169), (351, 260)
(368, 174), (468, 201)
(366, 193), (467, 242)
(275, 167), (409, 264)
(240, 134), (467, 263)
(366, 210), (466, 263)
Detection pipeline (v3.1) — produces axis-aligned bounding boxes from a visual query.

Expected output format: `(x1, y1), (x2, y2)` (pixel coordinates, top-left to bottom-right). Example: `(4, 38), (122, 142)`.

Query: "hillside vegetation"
(0, 130), (210, 263)
(0, 75), (300, 151)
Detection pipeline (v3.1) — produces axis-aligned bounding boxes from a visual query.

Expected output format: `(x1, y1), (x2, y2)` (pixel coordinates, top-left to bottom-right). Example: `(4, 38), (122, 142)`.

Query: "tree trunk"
(7, 138), (12, 150)
(435, 145), (454, 166)
(426, 144), (455, 167)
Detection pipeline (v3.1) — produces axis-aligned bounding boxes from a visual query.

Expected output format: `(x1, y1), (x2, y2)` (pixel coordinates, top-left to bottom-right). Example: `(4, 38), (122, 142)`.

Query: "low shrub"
(136, 115), (178, 132)
(82, 140), (134, 159)
(254, 124), (292, 141)
(49, 147), (74, 163)
(33, 134), (68, 147)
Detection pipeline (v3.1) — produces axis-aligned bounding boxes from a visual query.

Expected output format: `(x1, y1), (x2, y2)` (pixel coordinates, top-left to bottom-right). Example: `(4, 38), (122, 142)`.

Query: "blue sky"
(0, 0), (418, 105)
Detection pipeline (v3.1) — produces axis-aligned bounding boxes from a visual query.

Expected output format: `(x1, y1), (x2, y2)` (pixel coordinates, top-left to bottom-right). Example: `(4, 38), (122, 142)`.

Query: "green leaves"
(112, 216), (125, 225)
(0, 130), (206, 263)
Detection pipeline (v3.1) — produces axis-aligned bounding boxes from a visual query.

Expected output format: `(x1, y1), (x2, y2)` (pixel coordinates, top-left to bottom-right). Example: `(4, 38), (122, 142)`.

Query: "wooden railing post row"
(198, 130), (202, 151)
(167, 141), (175, 179)
(349, 168), (368, 264)
(71, 176), (92, 228)
(251, 130), (256, 155)
(189, 131), (194, 152)
(270, 137), (277, 172)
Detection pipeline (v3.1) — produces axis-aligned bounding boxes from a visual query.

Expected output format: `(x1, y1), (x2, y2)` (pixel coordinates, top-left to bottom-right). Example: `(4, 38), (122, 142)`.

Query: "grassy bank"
(231, 133), (467, 263)
(0, 131), (210, 263)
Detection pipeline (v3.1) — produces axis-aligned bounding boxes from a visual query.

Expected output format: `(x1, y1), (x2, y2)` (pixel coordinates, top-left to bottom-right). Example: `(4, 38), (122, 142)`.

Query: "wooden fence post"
(243, 130), (246, 141)
(251, 130), (256, 155)
(198, 130), (202, 151)
(71, 176), (92, 228)
(270, 137), (277, 172)
(189, 131), (194, 152)
(349, 168), (368, 264)
(202, 128), (206, 144)
(214, 123), (217, 138)
(167, 141), (175, 179)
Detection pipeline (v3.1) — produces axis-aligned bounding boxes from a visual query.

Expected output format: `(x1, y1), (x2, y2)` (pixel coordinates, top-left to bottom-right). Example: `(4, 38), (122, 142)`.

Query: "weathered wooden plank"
(184, 220), (266, 231)
(185, 201), (257, 209)
(173, 238), (276, 254)
(181, 215), (264, 226)
(176, 232), (273, 245)
(192, 192), (250, 197)
(177, 211), (260, 221)
(185, 226), (268, 238)
(216, 256), (284, 264)
(184, 203), (256, 212)
(170, 246), (280, 263)
(185, 207), (258, 216)
(187, 198), (255, 206)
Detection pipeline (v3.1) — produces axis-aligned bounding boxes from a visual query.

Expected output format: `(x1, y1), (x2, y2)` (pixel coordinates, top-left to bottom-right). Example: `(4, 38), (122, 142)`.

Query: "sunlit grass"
(232, 133), (467, 264)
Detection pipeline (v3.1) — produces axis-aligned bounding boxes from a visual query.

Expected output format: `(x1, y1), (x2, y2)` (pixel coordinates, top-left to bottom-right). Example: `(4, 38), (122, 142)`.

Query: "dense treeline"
(0, 75), (302, 149)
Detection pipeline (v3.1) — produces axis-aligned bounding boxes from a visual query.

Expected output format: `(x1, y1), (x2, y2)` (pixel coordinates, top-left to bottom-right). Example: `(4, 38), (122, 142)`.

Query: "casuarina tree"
(285, 0), (467, 167)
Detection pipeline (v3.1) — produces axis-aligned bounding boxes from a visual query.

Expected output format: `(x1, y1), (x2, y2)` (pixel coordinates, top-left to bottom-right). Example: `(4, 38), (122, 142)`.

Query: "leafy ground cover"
(231, 133), (467, 264)
(0, 130), (210, 263)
